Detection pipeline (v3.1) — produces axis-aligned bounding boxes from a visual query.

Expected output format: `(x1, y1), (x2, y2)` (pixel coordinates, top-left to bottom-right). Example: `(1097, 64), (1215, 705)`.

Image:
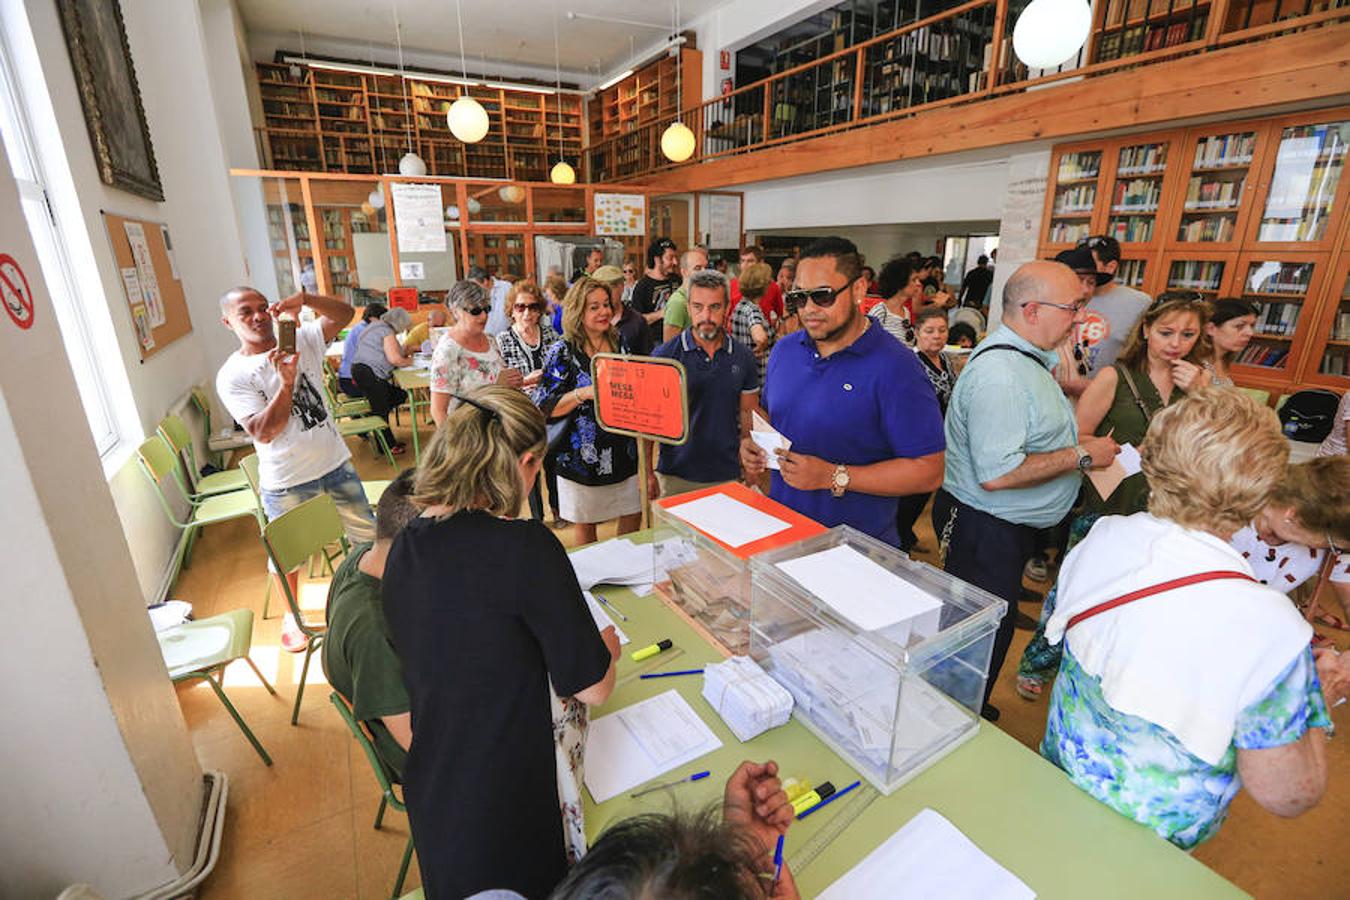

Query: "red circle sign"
(0, 254), (34, 330)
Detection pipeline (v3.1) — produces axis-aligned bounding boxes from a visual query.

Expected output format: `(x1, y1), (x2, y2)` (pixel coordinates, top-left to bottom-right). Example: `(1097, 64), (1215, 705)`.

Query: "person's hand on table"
(268, 348), (299, 389)
(1170, 359), (1205, 392)
(723, 760), (793, 850)
(740, 436), (767, 478)
(777, 450), (834, 491)
(1314, 646), (1350, 707)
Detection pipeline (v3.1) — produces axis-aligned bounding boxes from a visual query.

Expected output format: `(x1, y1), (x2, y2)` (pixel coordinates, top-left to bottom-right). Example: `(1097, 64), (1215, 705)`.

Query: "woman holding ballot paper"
(382, 386), (620, 899)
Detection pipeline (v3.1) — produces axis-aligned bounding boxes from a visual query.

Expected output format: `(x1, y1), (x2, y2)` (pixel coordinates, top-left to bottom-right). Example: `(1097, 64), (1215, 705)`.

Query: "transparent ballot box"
(749, 526), (1005, 794)
(651, 482), (826, 656)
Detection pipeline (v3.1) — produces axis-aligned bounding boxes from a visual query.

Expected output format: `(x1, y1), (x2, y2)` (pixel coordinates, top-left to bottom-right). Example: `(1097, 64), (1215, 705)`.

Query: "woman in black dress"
(383, 385), (620, 899)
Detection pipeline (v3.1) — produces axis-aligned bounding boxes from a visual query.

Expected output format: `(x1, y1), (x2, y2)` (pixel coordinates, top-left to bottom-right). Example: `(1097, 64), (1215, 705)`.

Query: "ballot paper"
(583, 591), (630, 645)
(663, 493), (792, 549)
(751, 411), (790, 470)
(1086, 441), (1144, 501)
(702, 656), (793, 742)
(1116, 441), (1142, 475)
(584, 690), (722, 803)
(775, 544), (942, 638)
(569, 538), (655, 592)
(818, 808), (1035, 900)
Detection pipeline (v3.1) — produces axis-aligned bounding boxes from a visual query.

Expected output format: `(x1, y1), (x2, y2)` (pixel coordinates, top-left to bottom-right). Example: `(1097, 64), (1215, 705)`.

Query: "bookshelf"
(1043, 143), (1106, 249)
(1230, 253), (1329, 378)
(587, 49), (701, 143)
(1169, 123), (1265, 251)
(1307, 230), (1350, 387)
(1248, 114), (1350, 251)
(1093, 0), (1209, 63)
(1104, 138), (1180, 249)
(1160, 250), (1236, 301)
(256, 63), (584, 179)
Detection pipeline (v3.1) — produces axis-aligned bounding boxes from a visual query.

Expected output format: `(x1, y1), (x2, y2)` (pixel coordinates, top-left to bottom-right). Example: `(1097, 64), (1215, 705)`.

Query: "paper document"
(702, 656), (793, 742)
(568, 538), (653, 592)
(664, 493), (792, 548)
(1085, 441), (1142, 501)
(776, 544), (942, 635)
(1116, 442), (1142, 475)
(583, 591), (629, 644)
(751, 411), (790, 470)
(584, 690), (722, 803)
(818, 808), (1035, 900)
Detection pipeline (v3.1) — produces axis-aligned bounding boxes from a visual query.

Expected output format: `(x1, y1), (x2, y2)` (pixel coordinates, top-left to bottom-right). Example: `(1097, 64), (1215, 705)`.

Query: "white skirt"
(557, 474), (640, 524)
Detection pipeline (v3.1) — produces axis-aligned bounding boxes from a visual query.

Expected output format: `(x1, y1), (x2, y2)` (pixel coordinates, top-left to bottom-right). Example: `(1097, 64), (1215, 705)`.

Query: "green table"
(394, 367), (431, 462)
(581, 568), (1247, 899)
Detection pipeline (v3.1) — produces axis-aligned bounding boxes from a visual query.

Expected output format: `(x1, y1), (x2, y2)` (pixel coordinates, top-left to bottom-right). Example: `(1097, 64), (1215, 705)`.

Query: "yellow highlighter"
(631, 638), (673, 662)
(789, 781), (836, 817)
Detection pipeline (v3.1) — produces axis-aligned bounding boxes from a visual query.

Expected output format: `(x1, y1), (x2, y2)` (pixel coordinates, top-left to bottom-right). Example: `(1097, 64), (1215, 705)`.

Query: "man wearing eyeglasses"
(935, 261), (1120, 721)
(738, 237), (945, 548)
(1078, 235), (1151, 371)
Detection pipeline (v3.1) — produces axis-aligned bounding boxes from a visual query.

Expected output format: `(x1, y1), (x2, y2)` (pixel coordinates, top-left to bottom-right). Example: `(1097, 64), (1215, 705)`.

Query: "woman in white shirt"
(430, 280), (523, 426)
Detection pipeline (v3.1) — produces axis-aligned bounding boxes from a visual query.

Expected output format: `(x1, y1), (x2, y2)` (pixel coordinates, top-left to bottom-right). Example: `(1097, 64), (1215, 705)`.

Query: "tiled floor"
(178, 427), (1348, 899)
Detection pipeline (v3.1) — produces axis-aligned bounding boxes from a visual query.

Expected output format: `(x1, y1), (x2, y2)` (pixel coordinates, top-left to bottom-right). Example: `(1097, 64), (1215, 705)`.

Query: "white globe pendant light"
(498, 185), (526, 204)
(446, 204), (461, 220)
(1013, 0), (1092, 70)
(367, 189), (385, 209)
(398, 152), (427, 176)
(661, 121), (696, 163)
(447, 95), (490, 143)
(550, 160), (576, 184)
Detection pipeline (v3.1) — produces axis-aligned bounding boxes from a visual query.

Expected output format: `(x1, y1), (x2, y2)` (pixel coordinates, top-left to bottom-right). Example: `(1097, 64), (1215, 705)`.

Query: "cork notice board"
(102, 211), (191, 360)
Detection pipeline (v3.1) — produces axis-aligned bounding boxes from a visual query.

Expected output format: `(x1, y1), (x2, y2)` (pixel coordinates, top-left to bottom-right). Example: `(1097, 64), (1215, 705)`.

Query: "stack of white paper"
(664, 493), (792, 548)
(584, 690), (723, 803)
(702, 656), (794, 742)
(775, 544), (942, 643)
(818, 808), (1035, 900)
(569, 537), (656, 594)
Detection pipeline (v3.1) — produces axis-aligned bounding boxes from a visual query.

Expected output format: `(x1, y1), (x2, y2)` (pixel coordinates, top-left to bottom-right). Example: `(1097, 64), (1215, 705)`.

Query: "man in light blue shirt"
(934, 261), (1118, 720)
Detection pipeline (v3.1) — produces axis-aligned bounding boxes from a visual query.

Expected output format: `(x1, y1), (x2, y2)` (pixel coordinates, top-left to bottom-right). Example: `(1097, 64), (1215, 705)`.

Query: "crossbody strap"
(972, 344), (1049, 371)
(1116, 364), (1158, 423)
(1066, 570), (1257, 632)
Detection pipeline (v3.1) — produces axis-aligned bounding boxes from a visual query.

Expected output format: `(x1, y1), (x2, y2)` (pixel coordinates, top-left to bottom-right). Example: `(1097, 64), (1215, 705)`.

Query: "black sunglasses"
(514, 303), (543, 312)
(784, 277), (859, 311)
(463, 305), (491, 316)
(1072, 341), (1088, 377)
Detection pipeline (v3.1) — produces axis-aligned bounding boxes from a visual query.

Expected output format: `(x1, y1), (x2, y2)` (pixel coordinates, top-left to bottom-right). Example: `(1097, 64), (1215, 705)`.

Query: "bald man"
(933, 261), (1119, 720)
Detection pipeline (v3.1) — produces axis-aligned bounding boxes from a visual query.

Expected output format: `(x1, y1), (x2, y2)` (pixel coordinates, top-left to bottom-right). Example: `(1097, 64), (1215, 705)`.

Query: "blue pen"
(630, 770), (711, 798)
(772, 834), (785, 890)
(796, 779), (862, 820)
(595, 593), (628, 622)
(639, 668), (705, 679)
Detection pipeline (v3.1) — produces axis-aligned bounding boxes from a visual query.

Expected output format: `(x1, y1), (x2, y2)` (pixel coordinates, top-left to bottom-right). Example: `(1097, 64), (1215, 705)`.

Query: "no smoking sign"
(0, 253), (34, 330)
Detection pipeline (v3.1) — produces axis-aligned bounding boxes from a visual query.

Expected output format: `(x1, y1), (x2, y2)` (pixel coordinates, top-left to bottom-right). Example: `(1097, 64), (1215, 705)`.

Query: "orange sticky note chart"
(590, 354), (688, 445)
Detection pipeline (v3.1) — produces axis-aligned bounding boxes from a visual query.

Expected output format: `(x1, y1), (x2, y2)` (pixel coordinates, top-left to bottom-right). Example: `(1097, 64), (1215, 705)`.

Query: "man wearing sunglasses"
(739, 237), (945, 548)
(935, 261), (1120, 721)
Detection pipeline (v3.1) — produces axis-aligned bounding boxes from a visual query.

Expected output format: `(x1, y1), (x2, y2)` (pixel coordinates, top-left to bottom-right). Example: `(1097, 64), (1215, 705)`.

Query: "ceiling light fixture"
(595, 68), (634, 92)
(549, 0), (576, 184)
(390, 0), (428, 176)
(659, 0), (694, 164)
(1012, 0), (1092, 70)
(447, 0), (490, 143)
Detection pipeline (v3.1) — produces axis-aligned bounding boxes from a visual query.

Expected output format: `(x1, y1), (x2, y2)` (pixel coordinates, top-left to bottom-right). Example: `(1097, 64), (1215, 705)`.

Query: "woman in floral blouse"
(430, 279), (523, 426)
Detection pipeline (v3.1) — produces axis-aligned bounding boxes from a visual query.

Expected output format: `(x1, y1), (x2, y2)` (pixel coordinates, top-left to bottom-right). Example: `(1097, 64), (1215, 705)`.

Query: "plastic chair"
(261, 494), (350, 724)
(157, 415), (249, 499)
(1239, 386), (1272, 407)
(159, 609), (275, 765)
(331, 691), (415, 898)
(190, 386), (253, 469)
(322, 363), (374, 419)
(136, 438), (265, 584)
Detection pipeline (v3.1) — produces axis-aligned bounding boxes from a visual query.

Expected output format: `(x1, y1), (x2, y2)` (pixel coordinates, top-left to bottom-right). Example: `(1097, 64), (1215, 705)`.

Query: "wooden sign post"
(590, 353), (688, 527)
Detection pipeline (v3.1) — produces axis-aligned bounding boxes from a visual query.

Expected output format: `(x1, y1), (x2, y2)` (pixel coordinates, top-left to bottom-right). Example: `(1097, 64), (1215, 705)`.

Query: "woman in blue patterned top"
(1040, 389), (1330, 850)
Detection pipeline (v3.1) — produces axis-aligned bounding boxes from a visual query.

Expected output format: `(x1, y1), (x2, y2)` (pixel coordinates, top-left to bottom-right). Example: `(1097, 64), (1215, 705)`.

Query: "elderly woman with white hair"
(351, 305), (415, 455)
(430, 279), (523, 426)
(1040, 388), (1331, 850)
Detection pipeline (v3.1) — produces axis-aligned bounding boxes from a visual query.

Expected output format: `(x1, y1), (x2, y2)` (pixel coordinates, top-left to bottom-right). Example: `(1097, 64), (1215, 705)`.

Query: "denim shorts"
(261, 460), (376, 570)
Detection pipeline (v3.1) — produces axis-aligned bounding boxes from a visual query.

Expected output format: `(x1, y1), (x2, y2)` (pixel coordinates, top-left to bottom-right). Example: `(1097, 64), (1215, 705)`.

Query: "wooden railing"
(586, 0), (1350, 182)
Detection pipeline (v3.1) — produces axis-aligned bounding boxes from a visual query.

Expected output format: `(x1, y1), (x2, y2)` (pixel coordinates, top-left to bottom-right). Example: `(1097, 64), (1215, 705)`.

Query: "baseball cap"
(1053, 247), (1113, 286)
(591, 265), (624, 284)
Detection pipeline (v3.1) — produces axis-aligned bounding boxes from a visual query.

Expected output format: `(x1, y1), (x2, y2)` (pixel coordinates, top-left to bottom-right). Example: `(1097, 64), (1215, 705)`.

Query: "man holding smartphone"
(217, 286), (376, 650)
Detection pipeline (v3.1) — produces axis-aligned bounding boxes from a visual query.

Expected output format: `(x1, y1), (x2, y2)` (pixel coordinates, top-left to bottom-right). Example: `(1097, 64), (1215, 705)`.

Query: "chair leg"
(291, 641), (316, 725)
(373, 430), (397, 469)
(392, 833), (414, 899)
(206, 676), (272, 766)
(244, 655), (278, 696)
(182, 525), (201, 569)
(374, 794), (389, 830)
(262, 577), (272, 620)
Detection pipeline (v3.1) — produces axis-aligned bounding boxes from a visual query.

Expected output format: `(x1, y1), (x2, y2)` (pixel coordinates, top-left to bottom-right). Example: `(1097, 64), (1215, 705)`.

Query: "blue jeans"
(260, 461), (376, 570)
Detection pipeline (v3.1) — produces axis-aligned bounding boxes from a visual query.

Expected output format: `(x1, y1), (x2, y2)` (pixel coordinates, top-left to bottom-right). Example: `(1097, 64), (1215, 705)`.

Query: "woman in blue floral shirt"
(535, 278), (656, 545)
(1040, 389), (1330, 850)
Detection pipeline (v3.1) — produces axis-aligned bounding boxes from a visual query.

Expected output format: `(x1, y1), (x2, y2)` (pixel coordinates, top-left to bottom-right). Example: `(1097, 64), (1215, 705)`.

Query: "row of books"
(1100, 0), (1203, 28)
(1253, 301), (1303, 335)
(1333, 310), (1350, 341)
(1096, 17), (1205, 62)
(1057, 152), (1102, 182)
(1118, 259), (1148, 287)
(1177, 215), (1237, 242)
(1117, 143), (1168, 175)
(1113, 178), (1163, 210)
(1246, 263), (1313, 294)
(1106, 216), (1155, 243)
(1048, 221), (1093, 243)
(1054, 184), (1098, 214)
(1169, 259), (1225, 289)
(1193, 132), (1256, 168)
(1236, 343), (1289, 368)
(1183, 176), (1245, 208)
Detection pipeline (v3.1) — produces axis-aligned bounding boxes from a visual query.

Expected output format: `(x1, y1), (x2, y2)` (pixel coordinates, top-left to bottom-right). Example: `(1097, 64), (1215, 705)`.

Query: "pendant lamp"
(390, 2), (427, 175)
(447, 0), (489, 143)
(548, 3), (575, 184)
(550, 161), (577, 184)
(660, 1), (694, 163)
(1012, 0), (1092, 70)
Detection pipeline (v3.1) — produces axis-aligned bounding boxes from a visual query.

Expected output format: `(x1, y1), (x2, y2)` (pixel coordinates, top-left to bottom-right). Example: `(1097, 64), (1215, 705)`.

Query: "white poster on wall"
(594, 192), (647, 236)
(708, 194), (741, 250)
(123, 221), (164, 327)
(391, 182), (447, 253)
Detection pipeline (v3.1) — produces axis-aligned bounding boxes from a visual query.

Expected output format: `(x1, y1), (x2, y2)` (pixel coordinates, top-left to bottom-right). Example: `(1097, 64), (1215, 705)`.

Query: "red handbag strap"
(1065, 570), (1257, 632)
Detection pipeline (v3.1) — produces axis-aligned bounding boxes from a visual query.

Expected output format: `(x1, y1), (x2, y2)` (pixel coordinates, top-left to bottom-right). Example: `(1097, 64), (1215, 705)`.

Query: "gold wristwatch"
(831, 464), (850, 498)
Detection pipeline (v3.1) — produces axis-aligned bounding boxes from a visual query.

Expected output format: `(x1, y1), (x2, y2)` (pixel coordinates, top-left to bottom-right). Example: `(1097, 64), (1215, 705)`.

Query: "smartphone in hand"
(276, 316), (297, 354)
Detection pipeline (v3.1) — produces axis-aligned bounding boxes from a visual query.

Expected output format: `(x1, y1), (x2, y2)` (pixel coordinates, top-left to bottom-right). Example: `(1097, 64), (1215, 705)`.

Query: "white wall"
(988, 150), (1053, 328)
(13, 0), (252, 602)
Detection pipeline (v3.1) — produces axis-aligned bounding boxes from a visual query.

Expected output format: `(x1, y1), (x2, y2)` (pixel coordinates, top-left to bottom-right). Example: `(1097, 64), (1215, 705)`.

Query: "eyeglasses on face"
(463, 305), (491, 316)
(1021, 299), (1088, 314)
(784, 276), (858, 310)
(514, 303), (543, 312)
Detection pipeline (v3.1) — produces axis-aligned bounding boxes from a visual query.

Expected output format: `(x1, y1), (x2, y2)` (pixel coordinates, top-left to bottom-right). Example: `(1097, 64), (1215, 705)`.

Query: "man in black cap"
(1050, 245), (1111, 399)
(630, 237), (680, 345)
(1074, 235), (1151, 371)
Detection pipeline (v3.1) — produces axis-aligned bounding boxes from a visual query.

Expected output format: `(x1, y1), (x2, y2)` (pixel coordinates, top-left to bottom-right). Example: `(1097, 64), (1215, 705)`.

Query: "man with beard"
(652, 270), (759, 497)
(739, 237), (945, 546)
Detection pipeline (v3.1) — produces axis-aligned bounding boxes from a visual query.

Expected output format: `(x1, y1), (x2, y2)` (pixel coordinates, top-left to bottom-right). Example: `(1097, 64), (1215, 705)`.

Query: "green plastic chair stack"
(157, 414), (249, 499)
(261, 494), (350, 724)
(331, 691), (415, 898)
(158, 609), (276, 765)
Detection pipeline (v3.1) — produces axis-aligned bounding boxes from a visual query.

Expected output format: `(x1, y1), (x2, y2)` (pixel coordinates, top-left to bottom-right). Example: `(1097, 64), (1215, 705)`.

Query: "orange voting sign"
(590, 353), (688, 445)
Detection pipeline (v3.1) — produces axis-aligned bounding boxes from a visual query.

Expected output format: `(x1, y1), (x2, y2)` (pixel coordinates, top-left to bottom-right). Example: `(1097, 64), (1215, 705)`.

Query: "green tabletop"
(394, 367), (431, 462)
(579, 541), (1246, 900)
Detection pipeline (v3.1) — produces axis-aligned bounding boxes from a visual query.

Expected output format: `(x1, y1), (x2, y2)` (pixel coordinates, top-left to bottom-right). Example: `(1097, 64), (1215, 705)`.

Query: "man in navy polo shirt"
(652, 269), (759, 497)
(739, 237), (945, 546)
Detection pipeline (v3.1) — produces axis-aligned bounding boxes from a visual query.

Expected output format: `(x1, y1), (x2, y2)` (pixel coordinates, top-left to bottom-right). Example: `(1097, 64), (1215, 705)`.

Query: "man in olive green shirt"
(661, 247), (709, 344)
(322, 469), (420, 778)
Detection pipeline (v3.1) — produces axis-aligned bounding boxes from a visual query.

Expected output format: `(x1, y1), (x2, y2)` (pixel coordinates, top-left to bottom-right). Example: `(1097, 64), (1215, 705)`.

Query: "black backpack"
(1279, 389), (1341, 443)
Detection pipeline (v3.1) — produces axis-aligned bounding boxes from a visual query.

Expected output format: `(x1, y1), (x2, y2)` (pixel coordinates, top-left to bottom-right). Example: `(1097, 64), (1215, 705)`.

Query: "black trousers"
(338, 376), (363, 398)
(895, 492), (931, 553)
(931, 488), (1039, 706)
(351, 363), (408, 448)
(528, 450), (563, 521)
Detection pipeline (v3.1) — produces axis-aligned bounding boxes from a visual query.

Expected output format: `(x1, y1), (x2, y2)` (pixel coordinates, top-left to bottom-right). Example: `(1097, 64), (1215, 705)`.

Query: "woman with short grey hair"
(430, 279), (524, 425)
(352, 306), (415, 454)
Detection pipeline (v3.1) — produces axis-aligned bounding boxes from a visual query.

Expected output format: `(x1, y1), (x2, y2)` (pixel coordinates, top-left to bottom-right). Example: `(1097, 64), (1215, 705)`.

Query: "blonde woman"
(535, 278), (656, 545)
(382, 386), (620, 899)
(1041, 389), (1329, 849)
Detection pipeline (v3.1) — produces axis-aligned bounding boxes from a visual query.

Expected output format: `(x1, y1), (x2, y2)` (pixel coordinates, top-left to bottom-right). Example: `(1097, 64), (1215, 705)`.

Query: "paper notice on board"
(708, 194), (741, 250)
(400, 261), (426, 280)
(131, 304), (155, 352)
(390, 182), (446, 253)
(160, 225), (179, 280)
(124, 222), (165, 326)
(593, 192), (646, 236)
(120, 267), (143, 306)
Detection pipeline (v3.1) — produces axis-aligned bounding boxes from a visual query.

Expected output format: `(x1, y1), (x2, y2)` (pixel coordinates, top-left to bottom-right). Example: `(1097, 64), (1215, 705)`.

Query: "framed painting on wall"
(56, 0), (163, 202)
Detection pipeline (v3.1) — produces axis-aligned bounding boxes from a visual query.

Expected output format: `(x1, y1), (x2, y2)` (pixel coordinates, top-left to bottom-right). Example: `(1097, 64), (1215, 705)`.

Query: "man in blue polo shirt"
(739, 237), (945, 546)
(652, 269), (759, 497)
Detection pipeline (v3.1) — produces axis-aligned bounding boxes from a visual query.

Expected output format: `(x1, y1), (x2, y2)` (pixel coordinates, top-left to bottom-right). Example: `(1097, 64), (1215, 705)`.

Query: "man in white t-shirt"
(217, 287), (376, 647)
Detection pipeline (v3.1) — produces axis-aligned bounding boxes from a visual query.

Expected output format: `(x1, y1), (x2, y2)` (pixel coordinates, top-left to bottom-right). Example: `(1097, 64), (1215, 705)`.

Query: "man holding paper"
(653, 270), (759, 497)
(739, 237), (945, 547)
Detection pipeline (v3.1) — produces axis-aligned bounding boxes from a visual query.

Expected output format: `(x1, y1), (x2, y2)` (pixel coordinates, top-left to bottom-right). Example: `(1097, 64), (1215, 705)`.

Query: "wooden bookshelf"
(587, 49), (702, 143)
(256, 63), (584, 179)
